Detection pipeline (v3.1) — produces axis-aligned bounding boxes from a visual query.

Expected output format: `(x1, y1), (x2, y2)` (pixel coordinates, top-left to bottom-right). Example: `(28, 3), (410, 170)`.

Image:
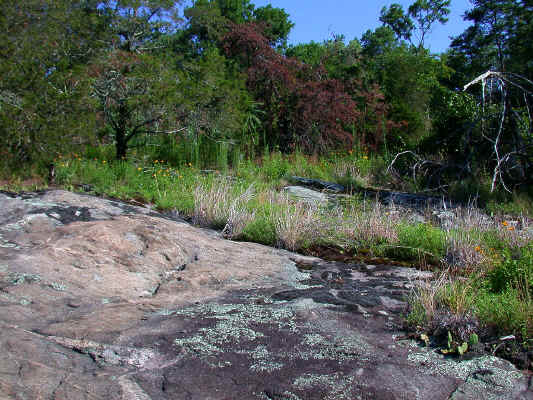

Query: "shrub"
(475, 287), (533, 338)
(488, 245), (533, 298)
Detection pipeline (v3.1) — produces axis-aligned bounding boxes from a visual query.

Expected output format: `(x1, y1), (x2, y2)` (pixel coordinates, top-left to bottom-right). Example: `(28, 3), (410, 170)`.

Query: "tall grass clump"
(274, 195), (324, 251)
(193, 180), (255, 238)
(345, 202), (400, 247)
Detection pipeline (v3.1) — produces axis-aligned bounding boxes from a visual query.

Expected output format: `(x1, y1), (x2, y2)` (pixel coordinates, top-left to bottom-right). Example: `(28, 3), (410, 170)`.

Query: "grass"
(407, 245), (533, 354)
(3, 144), (533, 362)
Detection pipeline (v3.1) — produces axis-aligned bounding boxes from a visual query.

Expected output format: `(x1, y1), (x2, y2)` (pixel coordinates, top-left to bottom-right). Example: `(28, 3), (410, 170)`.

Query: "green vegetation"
(1, 0), (532, 366)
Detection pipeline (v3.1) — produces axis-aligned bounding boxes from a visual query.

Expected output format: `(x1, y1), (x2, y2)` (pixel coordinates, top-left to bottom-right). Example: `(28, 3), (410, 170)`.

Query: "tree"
(101, 0), (182, 53)
(379, 4), (414, 44)
(408, 0), (451, 49)
(87, 0), (186, 160)
(223, 23), (397, 153)
(0, 0), (109, 166)
(90, 51), (183, 160)
(360, 25), (451, 152)
(380, 0), (451, 50)
(253, 4), (294, 48)
(181, 0), (293, 53)
(449, 0), (533, 78)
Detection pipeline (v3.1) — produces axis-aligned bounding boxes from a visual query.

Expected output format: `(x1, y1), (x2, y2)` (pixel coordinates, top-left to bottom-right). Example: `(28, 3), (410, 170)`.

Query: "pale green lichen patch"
(407, 347), (523, 397)
(170, 302), (300, 332)
(237, 345), (285, 373)
(288, 332), (371, 363)
(174, 334), (222, 357)
(5, 272), (41, 285)
(292, 373), (356, 400)
(171, 302), (301, 368)
(250, 359), (285, 373)
(283, 261), (322, 290)
(154, 308), (173, 316)
(0, 292), (32, 305)
(254, 391), (302, 400)
(49, 282), (67, 291)
(169, 299), (373, 374)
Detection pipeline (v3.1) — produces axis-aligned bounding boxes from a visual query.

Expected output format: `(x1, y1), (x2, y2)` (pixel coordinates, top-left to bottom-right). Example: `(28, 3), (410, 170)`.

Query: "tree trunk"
(115, 129), (127, 160)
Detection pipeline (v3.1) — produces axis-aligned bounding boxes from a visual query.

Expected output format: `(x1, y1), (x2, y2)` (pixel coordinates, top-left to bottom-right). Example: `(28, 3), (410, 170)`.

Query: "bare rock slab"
(0, 190), (530, 400)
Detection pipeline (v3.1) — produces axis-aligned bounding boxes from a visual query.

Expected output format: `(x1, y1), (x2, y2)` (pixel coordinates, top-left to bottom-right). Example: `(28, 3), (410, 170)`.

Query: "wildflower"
(474, 246), (482, 252)
(508, 226), (515, 231)
(137, 167), (142, 171)
(102, 160), (106, 164)
(363, 155), (368, 160)
(179, 175), (183, 179)
(502, 221), (508, 226)
(154, 160), (159, 163)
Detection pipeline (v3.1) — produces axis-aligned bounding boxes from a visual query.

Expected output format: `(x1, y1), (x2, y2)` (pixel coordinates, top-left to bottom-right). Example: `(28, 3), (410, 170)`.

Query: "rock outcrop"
(0, 190), (530, 399)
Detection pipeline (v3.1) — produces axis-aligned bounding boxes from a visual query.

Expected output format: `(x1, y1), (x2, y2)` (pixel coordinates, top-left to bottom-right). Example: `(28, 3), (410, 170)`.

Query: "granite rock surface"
(0, 190), (531, 400)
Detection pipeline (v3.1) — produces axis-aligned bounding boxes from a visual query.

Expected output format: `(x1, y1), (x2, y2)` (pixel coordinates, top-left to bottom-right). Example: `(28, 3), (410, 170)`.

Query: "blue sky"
(252, 0), (473, 53)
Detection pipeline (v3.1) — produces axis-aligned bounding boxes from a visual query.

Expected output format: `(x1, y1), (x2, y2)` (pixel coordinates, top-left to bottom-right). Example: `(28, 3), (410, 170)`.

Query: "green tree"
(182, 0), (293, 51)
(87, 0), (187, 160)
(380, 0), (451, 50)
(449, 0), (533, 78)
(379, 3), (414, 44)
(253, 4), (294, 48)
(0, 0), (109, 167)
(360, 25), (451, 151)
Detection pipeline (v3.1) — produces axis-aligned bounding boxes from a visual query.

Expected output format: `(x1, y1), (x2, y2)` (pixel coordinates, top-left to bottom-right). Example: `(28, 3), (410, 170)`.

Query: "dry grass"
(343, 202), (401, 246)
(408, 272), (449, 326)
(193, 181), (255, 239)
(408, 272), (480, 341)
(445, 232), (488, 274)
(222, 185), (256, 239)
(274, 193), (324, 251)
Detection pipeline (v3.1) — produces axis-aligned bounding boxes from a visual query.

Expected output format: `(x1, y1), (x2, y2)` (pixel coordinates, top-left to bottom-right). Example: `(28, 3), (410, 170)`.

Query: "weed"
(385, 223), (446, 265)
(488, 245), (533, 298)
(275, 195), (323, 251)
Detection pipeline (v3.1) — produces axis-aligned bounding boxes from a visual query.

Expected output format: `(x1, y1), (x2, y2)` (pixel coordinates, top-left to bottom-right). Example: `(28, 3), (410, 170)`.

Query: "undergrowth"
(3, 146), (533, 364)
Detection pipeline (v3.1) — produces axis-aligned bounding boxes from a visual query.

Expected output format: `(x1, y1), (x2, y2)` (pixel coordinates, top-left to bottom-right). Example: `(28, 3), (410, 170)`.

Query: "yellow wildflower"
(474, 246), (482, 252)
(502, 221), (508, 226)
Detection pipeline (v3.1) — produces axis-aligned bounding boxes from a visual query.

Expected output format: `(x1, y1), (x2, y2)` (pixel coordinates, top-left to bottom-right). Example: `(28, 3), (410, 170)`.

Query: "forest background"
(1, 0), (532, 203)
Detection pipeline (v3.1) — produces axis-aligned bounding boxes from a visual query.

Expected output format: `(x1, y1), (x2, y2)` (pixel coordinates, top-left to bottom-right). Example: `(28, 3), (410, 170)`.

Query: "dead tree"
(388, 70), (533, 194)
(464, 71), (533, 192)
